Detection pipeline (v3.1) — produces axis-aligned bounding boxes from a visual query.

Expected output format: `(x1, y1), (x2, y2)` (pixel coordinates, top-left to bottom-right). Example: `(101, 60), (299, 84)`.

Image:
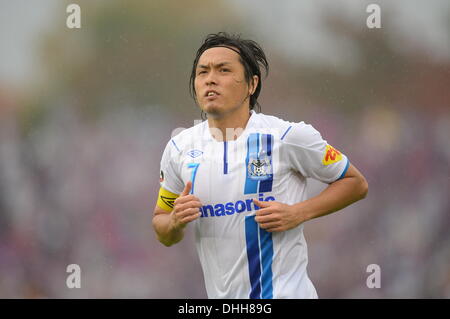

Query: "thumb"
(181, 181), (192, 196)
(253, 198), (271, 208)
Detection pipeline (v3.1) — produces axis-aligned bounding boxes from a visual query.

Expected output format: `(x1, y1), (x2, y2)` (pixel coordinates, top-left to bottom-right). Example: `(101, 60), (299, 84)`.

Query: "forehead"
(197, 46), (241, 66)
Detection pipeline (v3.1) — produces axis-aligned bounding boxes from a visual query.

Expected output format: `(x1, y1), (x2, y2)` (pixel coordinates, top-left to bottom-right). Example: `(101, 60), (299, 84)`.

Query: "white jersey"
(159, 110), (349, 299)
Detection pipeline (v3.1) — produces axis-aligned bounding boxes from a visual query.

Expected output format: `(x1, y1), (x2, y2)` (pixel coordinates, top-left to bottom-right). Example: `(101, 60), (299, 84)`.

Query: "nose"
(205, 70), (218, 86)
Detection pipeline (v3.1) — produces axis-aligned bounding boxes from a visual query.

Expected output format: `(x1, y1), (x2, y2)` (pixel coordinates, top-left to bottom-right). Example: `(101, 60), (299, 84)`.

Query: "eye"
(198, 70), (206, 75)
(220, 68), (230, 72)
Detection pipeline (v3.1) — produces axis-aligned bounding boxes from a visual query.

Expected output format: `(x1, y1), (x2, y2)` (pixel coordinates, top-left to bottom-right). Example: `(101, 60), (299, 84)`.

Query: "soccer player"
(152, 32), (368, 299)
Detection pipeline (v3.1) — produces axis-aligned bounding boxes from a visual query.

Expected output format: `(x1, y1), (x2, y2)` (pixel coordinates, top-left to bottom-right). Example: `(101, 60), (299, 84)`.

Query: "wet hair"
(189, 32), (269, 118)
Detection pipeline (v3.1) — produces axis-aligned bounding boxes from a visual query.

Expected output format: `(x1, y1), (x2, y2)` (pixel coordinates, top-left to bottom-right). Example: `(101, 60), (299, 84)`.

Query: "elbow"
(152, 209), (184, 247)
(359, 178), (369, 199)
(155, 232), (177, 247)
(159, 237), (181, 247)
(160, 238), (175, 247)
(152, 216), (174, 247)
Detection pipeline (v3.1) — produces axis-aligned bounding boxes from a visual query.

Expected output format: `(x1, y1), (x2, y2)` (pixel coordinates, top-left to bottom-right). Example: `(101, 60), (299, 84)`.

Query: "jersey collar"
(203, 109), (257, 143)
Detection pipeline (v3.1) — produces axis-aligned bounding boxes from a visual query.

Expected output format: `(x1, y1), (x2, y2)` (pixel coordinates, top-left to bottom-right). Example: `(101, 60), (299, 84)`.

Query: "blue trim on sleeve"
(280, 126), (292, 140)
(337, 159), (350, 180)
(171, 139), (181, 153)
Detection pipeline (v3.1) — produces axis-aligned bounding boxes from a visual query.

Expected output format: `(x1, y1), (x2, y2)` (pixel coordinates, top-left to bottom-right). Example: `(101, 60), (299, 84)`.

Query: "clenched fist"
(253, 199), (304, 232)
(171, 181), (203, 229)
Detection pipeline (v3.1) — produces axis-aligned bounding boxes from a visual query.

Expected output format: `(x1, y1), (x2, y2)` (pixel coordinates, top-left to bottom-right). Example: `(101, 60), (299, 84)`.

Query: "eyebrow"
(197, 62), (232, 69)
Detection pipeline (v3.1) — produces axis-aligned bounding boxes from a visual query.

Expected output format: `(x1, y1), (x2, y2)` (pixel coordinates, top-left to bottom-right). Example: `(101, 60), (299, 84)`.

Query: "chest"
(179, 133), (284, 204)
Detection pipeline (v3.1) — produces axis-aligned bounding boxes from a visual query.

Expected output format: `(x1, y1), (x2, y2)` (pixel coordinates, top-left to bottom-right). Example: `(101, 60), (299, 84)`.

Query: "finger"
(257, 220), (280, 229)
(253, 199), (272, 208)
(259, 221), (282, 231)
(180, 210), (202, 223)
(255, 214), (278, 223)
(176, 207), (200, 219)
(174, 194), (201, 205)
(254, 207), (272, 216)
(180, 181), (192, 196)
(176, 201), (202, 212)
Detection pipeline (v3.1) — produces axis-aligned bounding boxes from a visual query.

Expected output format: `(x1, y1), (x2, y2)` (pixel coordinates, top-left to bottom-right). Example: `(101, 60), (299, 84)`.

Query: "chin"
(203, 104), (224, 116)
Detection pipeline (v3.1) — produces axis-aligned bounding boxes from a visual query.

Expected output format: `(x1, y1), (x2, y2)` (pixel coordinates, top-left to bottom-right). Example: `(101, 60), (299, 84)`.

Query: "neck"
(207, 107), (251, 142)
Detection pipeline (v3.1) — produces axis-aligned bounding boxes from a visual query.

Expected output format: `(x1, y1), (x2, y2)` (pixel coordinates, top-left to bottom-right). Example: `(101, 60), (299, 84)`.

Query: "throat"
(208, 112), (251, 142)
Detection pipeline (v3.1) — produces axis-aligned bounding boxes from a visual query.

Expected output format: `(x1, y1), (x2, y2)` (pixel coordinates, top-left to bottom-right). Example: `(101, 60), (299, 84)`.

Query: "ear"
(249, 75), (259, 95)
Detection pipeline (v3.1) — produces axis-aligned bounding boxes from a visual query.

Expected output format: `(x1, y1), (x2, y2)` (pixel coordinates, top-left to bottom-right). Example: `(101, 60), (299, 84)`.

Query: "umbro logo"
(187, 149), (203, 158)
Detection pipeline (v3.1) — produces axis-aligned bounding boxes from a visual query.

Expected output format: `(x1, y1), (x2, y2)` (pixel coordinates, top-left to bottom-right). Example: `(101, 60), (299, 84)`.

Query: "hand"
(171, 181), (202, 230)
(253, 199), (304, 232)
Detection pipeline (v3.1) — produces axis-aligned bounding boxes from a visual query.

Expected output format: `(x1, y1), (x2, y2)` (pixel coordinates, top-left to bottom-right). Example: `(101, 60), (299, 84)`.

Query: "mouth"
(205, 90), (220, 99)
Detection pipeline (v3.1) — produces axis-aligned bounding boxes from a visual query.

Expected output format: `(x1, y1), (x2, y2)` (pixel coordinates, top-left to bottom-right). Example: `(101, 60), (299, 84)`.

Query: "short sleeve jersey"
(159, 110), (349, 299)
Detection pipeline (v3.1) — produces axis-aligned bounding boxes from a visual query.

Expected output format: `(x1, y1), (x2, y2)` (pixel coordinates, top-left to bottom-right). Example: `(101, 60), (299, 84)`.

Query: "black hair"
(189, 32), (269, 119)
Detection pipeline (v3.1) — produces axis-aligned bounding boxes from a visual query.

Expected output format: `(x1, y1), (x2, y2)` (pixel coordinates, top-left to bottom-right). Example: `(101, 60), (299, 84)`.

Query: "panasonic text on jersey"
(200, 194), (275, 217)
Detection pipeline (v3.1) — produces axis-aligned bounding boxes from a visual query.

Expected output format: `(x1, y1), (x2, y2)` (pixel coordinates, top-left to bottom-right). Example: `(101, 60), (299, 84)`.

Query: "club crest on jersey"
(248, 156), (272, 180)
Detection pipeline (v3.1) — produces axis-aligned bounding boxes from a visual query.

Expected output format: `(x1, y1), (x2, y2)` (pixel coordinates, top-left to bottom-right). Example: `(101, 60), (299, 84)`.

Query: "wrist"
(169, 212), (181, 232)
(291, 202), (311, 224)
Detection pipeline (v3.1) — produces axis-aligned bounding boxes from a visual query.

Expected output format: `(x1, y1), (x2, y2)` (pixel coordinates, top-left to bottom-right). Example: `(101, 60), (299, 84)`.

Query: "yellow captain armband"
(157, 187), (180, 212)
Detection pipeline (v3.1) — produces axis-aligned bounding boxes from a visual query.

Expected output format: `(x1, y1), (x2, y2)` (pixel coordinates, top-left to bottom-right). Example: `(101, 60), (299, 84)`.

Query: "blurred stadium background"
(0, 0), (449, 298)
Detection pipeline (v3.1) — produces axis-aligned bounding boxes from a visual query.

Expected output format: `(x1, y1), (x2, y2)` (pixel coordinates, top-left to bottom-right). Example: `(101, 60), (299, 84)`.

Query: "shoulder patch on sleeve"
(322, 145), (343, 165)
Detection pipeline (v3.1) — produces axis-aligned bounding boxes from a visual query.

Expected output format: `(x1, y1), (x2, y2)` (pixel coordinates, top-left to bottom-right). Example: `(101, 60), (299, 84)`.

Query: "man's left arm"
(295, 163), (368, 220)
(253, 166), (368, 233)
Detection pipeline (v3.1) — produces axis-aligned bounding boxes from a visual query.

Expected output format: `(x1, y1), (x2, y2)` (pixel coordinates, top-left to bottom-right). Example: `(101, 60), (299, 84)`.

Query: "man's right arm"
(152, 181), (202, 247)
(152, 205), (185, 247)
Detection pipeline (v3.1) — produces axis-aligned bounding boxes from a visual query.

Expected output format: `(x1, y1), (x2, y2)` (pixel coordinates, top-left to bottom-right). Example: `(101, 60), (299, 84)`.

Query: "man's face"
(194, 47), (255, 117)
